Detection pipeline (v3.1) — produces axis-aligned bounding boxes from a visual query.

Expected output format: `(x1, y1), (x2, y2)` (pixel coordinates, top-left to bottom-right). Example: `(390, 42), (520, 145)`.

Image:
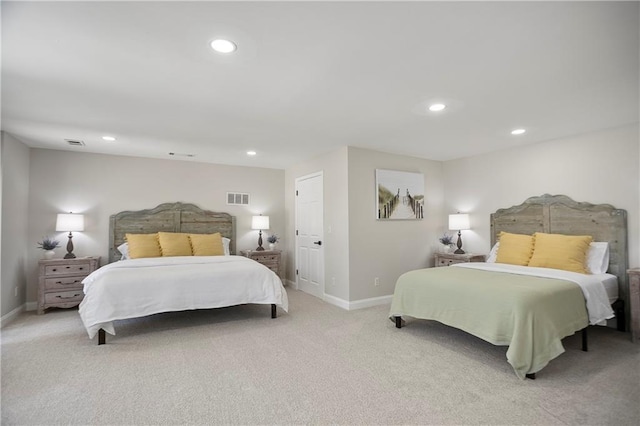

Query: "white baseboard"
(0, 304), (25, 328)
(284, 279), (298, 289)
(323, 293), (393, 311)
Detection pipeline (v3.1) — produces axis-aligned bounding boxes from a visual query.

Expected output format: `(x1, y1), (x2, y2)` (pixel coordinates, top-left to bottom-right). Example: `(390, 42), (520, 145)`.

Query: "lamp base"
(256, 230), (265, 251)
(64, 232), (76, 259)
(454, 230), (465, 254)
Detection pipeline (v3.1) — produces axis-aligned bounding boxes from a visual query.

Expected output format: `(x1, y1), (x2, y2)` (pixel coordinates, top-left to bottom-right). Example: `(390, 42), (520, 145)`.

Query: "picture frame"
(375, 169), (424, 220)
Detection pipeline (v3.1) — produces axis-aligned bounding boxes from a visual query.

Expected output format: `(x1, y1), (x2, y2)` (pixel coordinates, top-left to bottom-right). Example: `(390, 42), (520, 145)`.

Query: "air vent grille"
(169, 152), (195, 157)
(65, 139), (85, 146)
(226, 192), (250, 205)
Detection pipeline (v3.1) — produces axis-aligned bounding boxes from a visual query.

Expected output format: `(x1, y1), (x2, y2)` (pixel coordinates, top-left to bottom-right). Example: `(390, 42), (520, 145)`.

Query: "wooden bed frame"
(395, 194), (628, 379)
(97, 202), (276, 345)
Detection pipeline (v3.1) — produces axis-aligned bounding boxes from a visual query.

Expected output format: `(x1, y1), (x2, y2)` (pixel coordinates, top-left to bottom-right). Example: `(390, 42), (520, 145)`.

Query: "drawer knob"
(52, 269), (57, 272)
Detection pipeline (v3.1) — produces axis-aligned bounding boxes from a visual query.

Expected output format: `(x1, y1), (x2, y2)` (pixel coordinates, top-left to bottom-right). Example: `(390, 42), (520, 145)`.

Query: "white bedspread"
(78, 255), (288, 339)
(453, 263), (614, 325)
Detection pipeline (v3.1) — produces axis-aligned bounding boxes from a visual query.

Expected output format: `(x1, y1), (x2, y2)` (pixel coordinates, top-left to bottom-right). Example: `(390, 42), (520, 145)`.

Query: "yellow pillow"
(157, 232), (193, 257)
(528, 233), (592, 274)
(495, 232), (535, 266)
(189, 233), (224, 256)
(125, 233), (161, 259)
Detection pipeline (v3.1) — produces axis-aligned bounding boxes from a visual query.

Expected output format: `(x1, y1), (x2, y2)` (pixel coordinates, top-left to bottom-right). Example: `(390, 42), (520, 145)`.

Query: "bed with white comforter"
(79, 255), (288, 340)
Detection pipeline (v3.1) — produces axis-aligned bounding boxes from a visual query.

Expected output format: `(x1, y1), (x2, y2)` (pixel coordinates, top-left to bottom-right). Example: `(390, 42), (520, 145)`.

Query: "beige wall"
(347, 147), (444, 301)
(26, 149), (285, 306)
(284, 147), (350, 300)
(1, 133), (30, 317)
(443, 124), (640, 268)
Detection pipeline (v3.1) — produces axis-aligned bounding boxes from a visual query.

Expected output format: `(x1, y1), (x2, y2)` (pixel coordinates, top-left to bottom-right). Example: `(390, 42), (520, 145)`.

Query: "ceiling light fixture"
(210, 39), (237, 53)
(247, 151), (257, 156)
(429, 103), (446, 112)
(511, 129), (526, 135)
(102, 136), (116, 141)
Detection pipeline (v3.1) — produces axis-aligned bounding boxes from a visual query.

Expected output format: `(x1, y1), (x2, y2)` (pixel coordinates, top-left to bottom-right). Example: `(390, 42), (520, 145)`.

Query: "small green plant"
(267, 234), (280, 244)
(438, 234), (454, 246)
(37, 236), (60, 250)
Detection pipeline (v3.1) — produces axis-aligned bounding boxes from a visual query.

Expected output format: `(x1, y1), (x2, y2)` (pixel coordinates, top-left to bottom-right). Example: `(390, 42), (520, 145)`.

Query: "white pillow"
(117, 242), (130, 260)
(486, 242), (499, 263)
(586, 242), (609, 274)
(222, 237), (231, 256)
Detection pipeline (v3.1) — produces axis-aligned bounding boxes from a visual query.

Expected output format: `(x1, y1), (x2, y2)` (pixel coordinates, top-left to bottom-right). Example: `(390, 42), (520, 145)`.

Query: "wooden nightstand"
(628, 268), (640, 343)
(37, 256), (100, 314)
(434, 252), (485, 267)
(240, 250), (281, 277)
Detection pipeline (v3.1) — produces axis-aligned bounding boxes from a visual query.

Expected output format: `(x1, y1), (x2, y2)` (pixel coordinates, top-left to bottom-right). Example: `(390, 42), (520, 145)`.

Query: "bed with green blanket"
(389, 194), (629, 380)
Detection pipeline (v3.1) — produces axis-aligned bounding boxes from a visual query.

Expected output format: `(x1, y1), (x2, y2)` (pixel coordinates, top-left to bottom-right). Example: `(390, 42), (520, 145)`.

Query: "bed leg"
(525, 373), (536, 380)
(395, 316), (402, 329)
(271, 304), (277, 319)
(612, 300), (626, 332)
(582, 327), (588, 352)
(98, 329), (105, 345)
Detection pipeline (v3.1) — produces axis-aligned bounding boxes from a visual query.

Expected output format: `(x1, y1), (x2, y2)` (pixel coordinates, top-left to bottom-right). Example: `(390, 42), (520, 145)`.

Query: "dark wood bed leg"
(582, 327), (588, 352)
(525, 373), (536, 380)
(612, 299), (626, 332)
(98, 329), (106, 345)
(271, 304), (277, 319)
(395, 316), (402, 329)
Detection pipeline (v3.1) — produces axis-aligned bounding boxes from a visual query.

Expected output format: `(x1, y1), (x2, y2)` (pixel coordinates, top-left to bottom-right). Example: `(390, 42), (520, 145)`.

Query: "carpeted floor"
(1, 288), (639, 425)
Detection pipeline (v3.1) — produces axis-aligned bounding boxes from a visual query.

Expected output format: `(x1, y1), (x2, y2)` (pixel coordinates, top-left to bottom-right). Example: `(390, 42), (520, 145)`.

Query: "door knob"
(313, 241), (322, 246)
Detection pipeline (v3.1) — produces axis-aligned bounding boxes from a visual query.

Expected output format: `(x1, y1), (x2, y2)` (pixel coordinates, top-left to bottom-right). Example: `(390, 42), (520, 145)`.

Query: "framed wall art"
(375, 169), (424, 220)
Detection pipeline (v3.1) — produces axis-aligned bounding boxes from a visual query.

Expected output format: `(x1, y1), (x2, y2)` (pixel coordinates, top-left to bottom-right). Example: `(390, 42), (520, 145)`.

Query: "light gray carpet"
(1, 288), (639, 425)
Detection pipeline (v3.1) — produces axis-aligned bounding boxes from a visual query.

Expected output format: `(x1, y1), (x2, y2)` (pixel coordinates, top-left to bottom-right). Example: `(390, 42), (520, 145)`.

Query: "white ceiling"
(2, 1), (638, 169)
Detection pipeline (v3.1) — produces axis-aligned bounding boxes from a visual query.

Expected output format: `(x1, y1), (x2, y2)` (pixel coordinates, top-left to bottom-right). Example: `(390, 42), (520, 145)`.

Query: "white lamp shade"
(251, 215), (270, 230)
(449, 213), (470, 231)
(56, 213), (85, 232)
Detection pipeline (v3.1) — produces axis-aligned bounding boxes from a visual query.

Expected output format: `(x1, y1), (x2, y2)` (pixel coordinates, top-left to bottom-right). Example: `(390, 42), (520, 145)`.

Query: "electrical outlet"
(14, 286), (18, 297)
(374, 277), (379, 286)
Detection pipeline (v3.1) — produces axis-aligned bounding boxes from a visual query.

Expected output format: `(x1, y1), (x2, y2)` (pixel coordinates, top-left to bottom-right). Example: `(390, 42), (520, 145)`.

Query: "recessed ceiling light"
(102, 136), (116, 141)
(247, 151), (257, 156)
(428, 103), (446, 112)
(511, 129), (526, 135)
(210, 39), (237, 53)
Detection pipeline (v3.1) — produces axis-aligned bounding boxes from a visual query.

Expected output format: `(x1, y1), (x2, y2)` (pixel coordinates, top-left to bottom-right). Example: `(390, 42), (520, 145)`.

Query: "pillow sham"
(222, 237), (231, 256)
(189, 233), (224, 256)
(586, 242), (609, 274)
(125, 233), (162, 259)
(117, 242), (130, 260)
(158, 232), (193, 257)
(495, 232), (534, 266)
(528, 232), (592, 274)
(486, 242), (499, 263)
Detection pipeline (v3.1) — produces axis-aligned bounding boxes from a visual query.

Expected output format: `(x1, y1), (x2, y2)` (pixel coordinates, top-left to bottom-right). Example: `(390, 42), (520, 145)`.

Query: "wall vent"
(226, 192), (250, 205)
(169, 152), (195, 157)
(65, 139), (85, 146)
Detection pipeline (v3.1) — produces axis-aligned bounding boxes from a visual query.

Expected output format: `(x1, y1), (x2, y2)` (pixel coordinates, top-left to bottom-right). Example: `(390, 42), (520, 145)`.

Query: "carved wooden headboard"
(109, 202), (236, 263)
(490, 194), (629, 325)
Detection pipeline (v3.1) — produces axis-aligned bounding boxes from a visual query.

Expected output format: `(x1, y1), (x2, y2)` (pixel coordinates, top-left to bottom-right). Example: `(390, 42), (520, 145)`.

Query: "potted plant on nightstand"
(438, 234), (454, 253)
(37, 236), (60, 259)
(267, 234), (279, 251)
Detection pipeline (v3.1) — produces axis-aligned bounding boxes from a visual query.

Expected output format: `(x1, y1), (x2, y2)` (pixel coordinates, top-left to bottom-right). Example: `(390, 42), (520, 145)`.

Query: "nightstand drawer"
(44, 290), (84, 304)
(44, 276), (85, 290)
(44, 263), (90, 276)
(437, 258), (465, 267)
(253, 254), (279, 263)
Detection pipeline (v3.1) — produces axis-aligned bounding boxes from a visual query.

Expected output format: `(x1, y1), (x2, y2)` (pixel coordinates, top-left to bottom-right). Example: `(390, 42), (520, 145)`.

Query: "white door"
(295, 172), (324, 299)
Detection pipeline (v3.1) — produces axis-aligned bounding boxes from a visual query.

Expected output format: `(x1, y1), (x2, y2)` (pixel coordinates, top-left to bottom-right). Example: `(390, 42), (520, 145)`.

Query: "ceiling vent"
(65, 139), (85, 147)
(169, 152), (195, 157)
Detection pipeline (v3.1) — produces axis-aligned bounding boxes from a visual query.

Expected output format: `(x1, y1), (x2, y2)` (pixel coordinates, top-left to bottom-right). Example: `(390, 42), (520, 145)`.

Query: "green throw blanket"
(389, 267), (588, 379)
